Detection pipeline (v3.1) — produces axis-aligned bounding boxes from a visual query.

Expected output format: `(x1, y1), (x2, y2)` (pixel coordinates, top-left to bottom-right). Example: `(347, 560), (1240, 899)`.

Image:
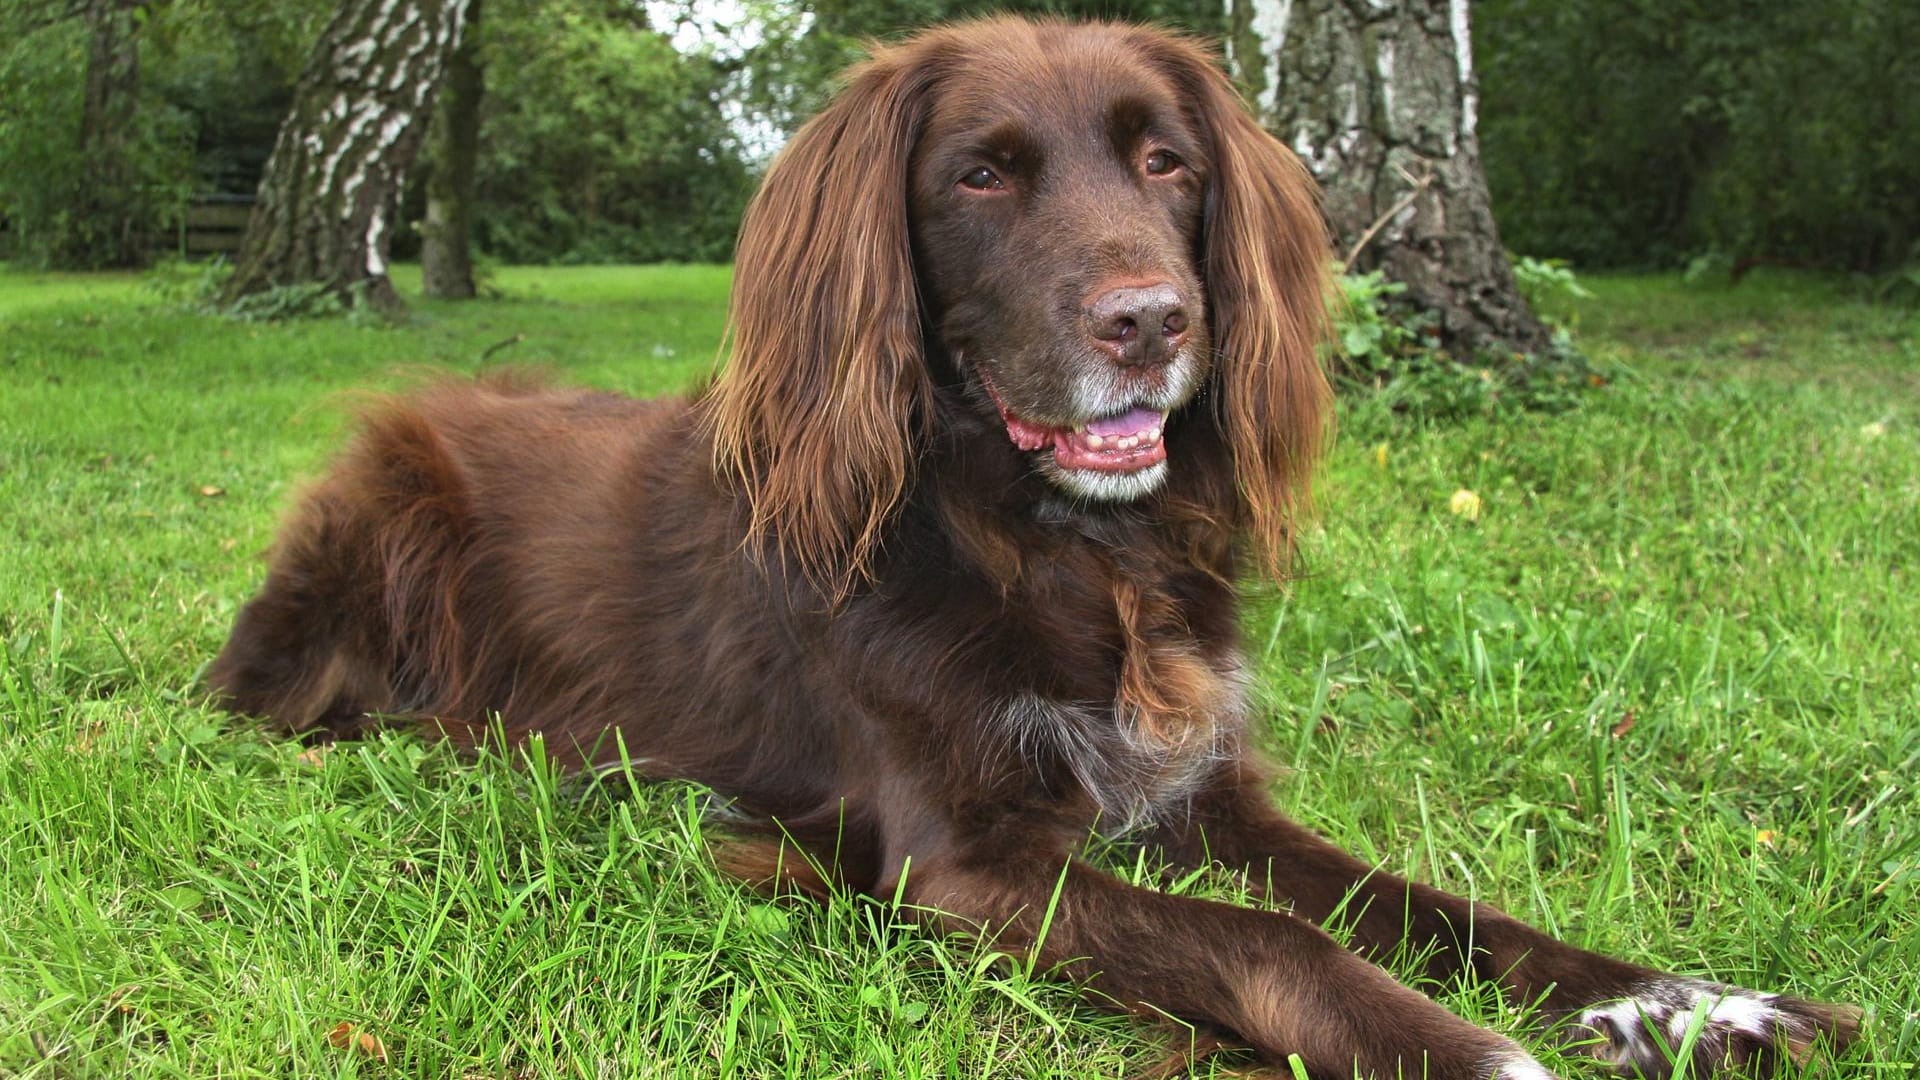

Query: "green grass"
(1, 264), (1915, 1077)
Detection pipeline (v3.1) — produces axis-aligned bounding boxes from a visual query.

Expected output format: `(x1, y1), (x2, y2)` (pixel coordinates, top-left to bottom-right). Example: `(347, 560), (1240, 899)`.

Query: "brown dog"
(210, 18), (1858, 1078)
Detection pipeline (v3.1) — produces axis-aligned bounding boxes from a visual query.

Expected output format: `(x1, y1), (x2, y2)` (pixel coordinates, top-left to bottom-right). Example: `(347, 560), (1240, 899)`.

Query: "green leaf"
(1341, 323), (1376, 358)
(158, 885), (204, 912)
(744, 902), (790, 941)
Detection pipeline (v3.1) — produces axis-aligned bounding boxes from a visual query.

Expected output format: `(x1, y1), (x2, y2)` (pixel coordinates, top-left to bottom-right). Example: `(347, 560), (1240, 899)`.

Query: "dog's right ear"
(705, 48), (940, 598)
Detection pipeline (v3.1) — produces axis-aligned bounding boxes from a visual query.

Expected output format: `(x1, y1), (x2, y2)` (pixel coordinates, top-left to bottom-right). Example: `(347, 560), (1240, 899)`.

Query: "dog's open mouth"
(990, 391), (1167, 475)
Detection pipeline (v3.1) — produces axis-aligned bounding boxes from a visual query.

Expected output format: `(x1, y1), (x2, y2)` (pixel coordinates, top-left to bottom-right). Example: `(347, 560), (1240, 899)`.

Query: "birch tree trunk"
(1226, 0), (1549, 359)
(420, 0), (482, 299)
(222, 0), (471, 314)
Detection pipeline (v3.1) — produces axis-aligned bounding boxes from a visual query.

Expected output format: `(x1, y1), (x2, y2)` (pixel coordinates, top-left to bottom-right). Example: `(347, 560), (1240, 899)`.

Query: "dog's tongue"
(981, 376), (1169, 475)
(1053, 406), (1168, 474)
(1084, 407), (1163, 438)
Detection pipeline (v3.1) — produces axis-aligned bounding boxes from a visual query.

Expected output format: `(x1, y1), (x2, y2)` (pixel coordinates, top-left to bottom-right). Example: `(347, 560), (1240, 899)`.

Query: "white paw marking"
(1575, 977), (1798, 1071)
(1483, 1048), (1559, 1080)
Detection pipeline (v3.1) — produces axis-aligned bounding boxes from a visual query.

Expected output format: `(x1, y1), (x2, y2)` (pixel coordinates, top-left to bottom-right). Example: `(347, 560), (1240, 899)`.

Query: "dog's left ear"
(1144, 32), (1334, 580)
(705, 46), (939, 597)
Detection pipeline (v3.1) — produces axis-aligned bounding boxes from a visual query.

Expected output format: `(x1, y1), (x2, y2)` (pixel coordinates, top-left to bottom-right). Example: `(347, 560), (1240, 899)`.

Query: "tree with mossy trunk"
(72, 0), (149, 268)
(1226, 0), (1549, 359)
(420, 0), (482, 299)
(222, 0), (471, 314)
(4, 0), (160, 269)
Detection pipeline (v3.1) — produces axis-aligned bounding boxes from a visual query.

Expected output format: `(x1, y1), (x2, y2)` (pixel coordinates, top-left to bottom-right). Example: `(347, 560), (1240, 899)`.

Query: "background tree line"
(1476, 0), (1920, 273)
(2, 0), (1914, 276)
(0, 0), (751, 271)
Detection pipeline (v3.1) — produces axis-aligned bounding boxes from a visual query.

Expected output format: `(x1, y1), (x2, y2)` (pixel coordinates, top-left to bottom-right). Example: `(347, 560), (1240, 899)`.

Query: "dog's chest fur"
(991, 572), (1249, 833)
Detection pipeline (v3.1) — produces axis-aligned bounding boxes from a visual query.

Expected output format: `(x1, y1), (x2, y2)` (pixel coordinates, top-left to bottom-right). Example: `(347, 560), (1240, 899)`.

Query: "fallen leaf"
(327, 1022), (389, 1063)
(1448, 489), (1482, 521)
(1610, 712), (1636, 739)
(199, 485), (225, 498)
(104, 984), (141, 1017)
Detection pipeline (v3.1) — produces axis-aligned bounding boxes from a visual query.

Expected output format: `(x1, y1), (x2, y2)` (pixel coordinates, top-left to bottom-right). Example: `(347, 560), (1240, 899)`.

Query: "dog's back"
(207, 376), (801, 769)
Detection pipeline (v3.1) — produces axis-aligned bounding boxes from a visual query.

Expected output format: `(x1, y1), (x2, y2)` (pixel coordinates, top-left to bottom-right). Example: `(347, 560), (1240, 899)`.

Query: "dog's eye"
(959, 166), (1005, 192)
(1144, 150), (1182, 176)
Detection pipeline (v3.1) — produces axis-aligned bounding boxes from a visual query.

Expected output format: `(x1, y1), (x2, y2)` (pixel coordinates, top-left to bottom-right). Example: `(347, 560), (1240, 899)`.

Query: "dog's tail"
(208, 397), (474, 737)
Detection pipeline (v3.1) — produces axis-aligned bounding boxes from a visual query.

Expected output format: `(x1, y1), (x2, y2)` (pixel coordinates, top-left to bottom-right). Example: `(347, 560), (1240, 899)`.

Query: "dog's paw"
(1571, 977), (1860, 1076)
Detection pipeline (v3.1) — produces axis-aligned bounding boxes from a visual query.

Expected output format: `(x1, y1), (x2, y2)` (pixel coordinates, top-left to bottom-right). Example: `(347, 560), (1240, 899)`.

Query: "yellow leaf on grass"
(1448, 489), (1482, 521)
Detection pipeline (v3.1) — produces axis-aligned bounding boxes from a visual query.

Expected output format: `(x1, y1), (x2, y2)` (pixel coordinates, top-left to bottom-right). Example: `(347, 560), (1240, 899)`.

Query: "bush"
(1478, 0), (1920, 271)
(463, 0), (751, 265)
(0, 15), (195, 269)
(1331, 262), (1607, 420)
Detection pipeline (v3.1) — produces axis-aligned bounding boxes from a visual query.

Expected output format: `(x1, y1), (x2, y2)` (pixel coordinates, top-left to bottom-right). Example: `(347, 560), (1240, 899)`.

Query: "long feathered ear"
(1146, 32), (1334, 581)
(704, 49), (937, 596)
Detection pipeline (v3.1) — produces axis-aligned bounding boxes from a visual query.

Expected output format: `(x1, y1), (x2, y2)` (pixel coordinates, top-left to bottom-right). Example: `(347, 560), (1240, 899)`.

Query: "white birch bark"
(224, 0), (471, 313)
(1227, 0), (1548, 358)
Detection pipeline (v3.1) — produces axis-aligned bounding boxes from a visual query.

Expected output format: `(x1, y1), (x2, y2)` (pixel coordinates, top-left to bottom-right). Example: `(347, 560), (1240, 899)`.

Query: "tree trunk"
(64, 0), (146, 269)
(1226, 0), (1549, 359)
(420, 0), (482, 299)
(222, 0), (471, 315)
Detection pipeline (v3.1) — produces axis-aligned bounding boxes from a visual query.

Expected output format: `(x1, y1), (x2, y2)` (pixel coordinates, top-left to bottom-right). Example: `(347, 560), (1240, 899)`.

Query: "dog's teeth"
(1148, 426), (1161, 442)
(1086, 433), (1107, 450)
(1117, 435), (1137, 450)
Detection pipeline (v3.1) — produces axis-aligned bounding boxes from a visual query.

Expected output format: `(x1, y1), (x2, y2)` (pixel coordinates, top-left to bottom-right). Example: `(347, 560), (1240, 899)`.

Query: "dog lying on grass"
(211, 18), (1860, 1078)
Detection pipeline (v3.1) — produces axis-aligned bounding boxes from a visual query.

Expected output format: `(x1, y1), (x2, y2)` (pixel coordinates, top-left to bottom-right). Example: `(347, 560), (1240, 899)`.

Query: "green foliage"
(722, 0), (1227, 156)
(805, 0), (1224, 40)
(1332, 268), (1416, 367)
(141, 253), (233, 308)
(0, 0), (747, 269)
(216, 280), (368, 324)
(144, 256), (406, 325)
(0, 0), (333, 268)
(0, 10), (194, 269)
(1332, 264), (1607, 420)
(1871, 261), (1920, 306)
(141, 0), (334, 194)
(1510, 255), (1594, 307)
(463, 0), (752, 264)
(1478, 0), (1920, 271)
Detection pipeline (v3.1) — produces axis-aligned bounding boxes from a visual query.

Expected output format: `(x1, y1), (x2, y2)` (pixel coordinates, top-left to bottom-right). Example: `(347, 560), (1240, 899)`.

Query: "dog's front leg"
(899, 846), (1557, 1080)
(1151, 760), (1861, 1077)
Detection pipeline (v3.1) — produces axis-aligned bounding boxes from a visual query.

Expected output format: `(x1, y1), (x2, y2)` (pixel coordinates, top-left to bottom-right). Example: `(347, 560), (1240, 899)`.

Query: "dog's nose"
(1086, 282), (1188, 367)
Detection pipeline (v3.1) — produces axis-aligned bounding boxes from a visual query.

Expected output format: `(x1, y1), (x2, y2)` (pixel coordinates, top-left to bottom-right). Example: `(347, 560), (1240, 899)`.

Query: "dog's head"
(708, 18), (1331, 589)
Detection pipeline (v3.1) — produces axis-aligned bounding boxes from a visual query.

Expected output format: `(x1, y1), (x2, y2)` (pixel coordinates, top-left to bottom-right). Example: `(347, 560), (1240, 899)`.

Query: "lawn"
(1, 263), (1914, 1077)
